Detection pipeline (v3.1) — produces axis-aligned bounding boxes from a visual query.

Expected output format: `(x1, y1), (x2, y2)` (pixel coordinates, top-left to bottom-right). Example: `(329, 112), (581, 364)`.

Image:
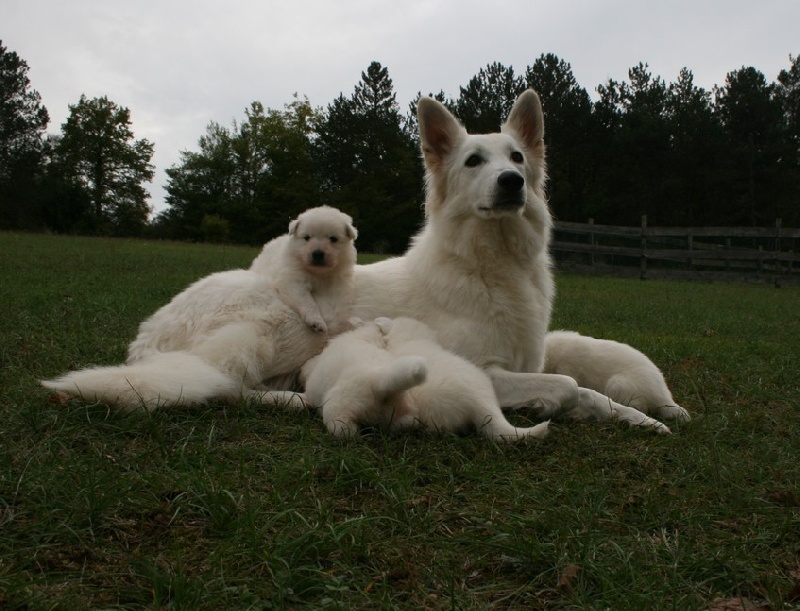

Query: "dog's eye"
(303, 235), (311, 241)
(329, 236), (339, 243)
(465, 154), (483, 168)
(511, 151), (524, 163)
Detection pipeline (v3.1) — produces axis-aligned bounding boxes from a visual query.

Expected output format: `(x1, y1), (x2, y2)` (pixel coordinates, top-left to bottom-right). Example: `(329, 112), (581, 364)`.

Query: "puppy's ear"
(341, 212), (358, 240)
(502, 89), (545, 157)
(288, 218), (300, 236)
(418, 97), (465, 169)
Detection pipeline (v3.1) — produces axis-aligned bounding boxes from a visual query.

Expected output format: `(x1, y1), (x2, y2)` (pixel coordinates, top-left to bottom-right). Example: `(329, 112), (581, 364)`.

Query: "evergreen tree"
(592, 64), (670, 223)
(0, 41), (49, 228)
(51, 95), (153, 235)
(665, 68), (725, 224)
(313, 62), (422, 253)
(714, 67), (786, 224)
(776, 55), (800, 225)
(455, 62), (526, 133)
(525, 54), (593, 221)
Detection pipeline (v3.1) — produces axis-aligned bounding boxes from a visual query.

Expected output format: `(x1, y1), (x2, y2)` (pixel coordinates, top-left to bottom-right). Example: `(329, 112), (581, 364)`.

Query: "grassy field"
(1, 231), (799, 609)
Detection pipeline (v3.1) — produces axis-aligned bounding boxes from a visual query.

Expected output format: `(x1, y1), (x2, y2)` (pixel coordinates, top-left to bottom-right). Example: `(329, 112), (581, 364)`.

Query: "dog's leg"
(574, 388), (671, 434)
(489, 369), (670, 433)
(243, 389), (309, 410)
(474, 406), (551, 442)
(489, 369), (580, 414)
(277, 283), (327, 334)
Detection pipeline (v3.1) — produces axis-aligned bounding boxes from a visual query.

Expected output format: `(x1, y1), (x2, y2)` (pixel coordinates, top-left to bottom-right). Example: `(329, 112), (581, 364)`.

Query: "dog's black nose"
(311, 249), (325, 265)
(497, 170), (524, 192)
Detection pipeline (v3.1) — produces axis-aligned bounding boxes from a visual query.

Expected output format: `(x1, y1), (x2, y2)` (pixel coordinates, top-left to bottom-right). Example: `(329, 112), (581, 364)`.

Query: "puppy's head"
(417, 90), (546, 221)
(288, 206), (358, 276)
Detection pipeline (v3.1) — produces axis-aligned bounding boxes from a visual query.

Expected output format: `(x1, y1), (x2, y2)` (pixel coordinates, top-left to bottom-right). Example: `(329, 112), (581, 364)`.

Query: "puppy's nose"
(497, 170), (524, 192)
(311, 249), (325, 265)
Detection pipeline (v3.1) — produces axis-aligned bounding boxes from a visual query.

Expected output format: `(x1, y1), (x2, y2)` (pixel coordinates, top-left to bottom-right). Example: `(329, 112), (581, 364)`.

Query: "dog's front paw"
(306, 318), (328, 334)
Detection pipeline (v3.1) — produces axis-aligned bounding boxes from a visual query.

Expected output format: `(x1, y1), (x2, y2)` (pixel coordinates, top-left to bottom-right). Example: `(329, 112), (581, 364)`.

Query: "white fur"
(250, 205), (357, 335)
(545, 331), (690, 421)
(42, 206), (358, 411)
(351, 90), (675, 433)
(303, 317), (550, 442)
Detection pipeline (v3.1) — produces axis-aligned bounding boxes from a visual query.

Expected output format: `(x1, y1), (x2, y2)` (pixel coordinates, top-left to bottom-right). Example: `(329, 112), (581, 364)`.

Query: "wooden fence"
(552, 216), (800, 286)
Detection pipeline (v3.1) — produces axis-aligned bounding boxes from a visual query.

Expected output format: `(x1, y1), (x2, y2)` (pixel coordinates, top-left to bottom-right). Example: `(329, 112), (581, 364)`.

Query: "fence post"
(774, 218), (783, 288)
(589, 218), (595, 269)
(640, 215), (647, 280)
(687, 231), (694, 271)
(725, 236), (731, 271)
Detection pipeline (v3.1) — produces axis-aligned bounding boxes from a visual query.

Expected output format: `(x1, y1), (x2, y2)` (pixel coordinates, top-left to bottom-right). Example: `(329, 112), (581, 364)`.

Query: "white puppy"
(42, 206), (358, 411)
(250, 205), (357, 336)
(302, 317), (550, 442)
(544, 331), (690, 421)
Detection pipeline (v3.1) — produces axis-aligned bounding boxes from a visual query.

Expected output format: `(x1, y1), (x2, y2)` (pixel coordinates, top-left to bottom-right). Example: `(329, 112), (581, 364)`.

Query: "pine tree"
(0, 41), (49, 228)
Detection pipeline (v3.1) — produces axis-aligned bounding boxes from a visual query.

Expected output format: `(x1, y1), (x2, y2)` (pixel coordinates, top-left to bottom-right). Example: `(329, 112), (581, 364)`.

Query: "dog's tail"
(41, 351), (239, 410)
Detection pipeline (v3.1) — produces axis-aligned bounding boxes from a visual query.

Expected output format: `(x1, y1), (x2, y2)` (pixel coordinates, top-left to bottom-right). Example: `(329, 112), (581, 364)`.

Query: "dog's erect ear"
(502, 89), (545, 154)
(418, 97), (465, 167)
(288, 218), (300, 236)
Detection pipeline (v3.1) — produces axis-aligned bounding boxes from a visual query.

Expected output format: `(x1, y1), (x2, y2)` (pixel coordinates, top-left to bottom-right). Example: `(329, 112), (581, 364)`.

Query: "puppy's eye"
(303, 235), (311, 241)
(329, 236), (339, 243)
(511, 151), (524, 163)
(465, 153), (483, 168)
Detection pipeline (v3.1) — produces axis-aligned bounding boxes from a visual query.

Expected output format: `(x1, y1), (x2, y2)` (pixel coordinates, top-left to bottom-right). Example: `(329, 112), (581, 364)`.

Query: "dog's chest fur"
(406, 216), (553, 372)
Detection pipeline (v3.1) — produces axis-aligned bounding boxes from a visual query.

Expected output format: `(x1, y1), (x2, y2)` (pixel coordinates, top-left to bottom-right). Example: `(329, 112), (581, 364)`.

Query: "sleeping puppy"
(301, 317), (550, 442)
(250, 205), (357, 336)
(544, 331), (690, 421)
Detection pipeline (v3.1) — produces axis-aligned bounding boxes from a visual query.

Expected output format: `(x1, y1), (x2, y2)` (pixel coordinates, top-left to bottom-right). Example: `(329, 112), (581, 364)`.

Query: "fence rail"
(552, 216), (800, 286)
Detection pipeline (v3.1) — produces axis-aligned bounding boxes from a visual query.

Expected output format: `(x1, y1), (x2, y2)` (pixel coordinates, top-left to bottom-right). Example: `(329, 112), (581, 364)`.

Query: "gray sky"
(3, 0), (798, 213)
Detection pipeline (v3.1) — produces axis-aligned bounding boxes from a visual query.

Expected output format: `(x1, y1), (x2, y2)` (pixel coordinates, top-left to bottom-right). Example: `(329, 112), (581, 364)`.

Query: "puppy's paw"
(306, 317), (328, 334)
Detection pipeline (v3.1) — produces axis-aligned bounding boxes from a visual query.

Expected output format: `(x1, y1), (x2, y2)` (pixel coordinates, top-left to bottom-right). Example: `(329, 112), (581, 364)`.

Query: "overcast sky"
(3, 0), (798, 213)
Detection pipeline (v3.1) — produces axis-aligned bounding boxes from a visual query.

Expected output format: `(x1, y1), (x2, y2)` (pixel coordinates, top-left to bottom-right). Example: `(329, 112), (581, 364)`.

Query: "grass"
(1, 231), (799, 609)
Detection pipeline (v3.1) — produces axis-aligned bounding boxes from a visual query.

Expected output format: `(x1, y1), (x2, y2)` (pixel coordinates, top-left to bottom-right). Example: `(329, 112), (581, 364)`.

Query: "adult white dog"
(303, 317), (550, 441)
(352, 90), (679, 432)
(42, 206), (358, 410)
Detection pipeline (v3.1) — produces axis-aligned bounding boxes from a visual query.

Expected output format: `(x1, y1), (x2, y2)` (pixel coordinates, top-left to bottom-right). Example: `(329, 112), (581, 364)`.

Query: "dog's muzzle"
(494, 170), (526, 210)
(311, 249), (326, 266)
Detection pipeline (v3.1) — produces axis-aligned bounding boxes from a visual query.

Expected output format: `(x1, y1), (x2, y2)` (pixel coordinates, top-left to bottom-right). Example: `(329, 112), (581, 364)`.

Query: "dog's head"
(288, 206), (358, 275)
(417, 90), (547, 221)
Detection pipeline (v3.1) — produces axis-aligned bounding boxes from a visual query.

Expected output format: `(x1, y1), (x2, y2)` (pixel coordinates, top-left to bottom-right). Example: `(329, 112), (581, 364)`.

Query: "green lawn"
(1, 232), (799, 609)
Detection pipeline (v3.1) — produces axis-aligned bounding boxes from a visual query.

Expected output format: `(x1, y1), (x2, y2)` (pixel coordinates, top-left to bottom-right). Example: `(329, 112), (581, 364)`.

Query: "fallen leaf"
(707, 596), (764, 611)
(557, 564), (580, 590)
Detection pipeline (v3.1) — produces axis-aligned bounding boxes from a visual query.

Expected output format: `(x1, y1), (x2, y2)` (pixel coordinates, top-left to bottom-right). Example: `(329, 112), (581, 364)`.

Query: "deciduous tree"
(52, 95), (153, 234)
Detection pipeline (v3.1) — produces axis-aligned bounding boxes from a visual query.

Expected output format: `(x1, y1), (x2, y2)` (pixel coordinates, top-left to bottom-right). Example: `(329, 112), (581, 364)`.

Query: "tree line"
(1, 40), (798, 252)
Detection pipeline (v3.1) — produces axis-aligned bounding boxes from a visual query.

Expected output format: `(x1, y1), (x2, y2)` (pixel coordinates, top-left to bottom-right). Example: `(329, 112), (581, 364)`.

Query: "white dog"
(302, 317), (550, 442)
(351, 90), (677, 433)
(544, 331), (690, 421)
(42, 206), (358, 410)
(250, 205), (357, 336)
